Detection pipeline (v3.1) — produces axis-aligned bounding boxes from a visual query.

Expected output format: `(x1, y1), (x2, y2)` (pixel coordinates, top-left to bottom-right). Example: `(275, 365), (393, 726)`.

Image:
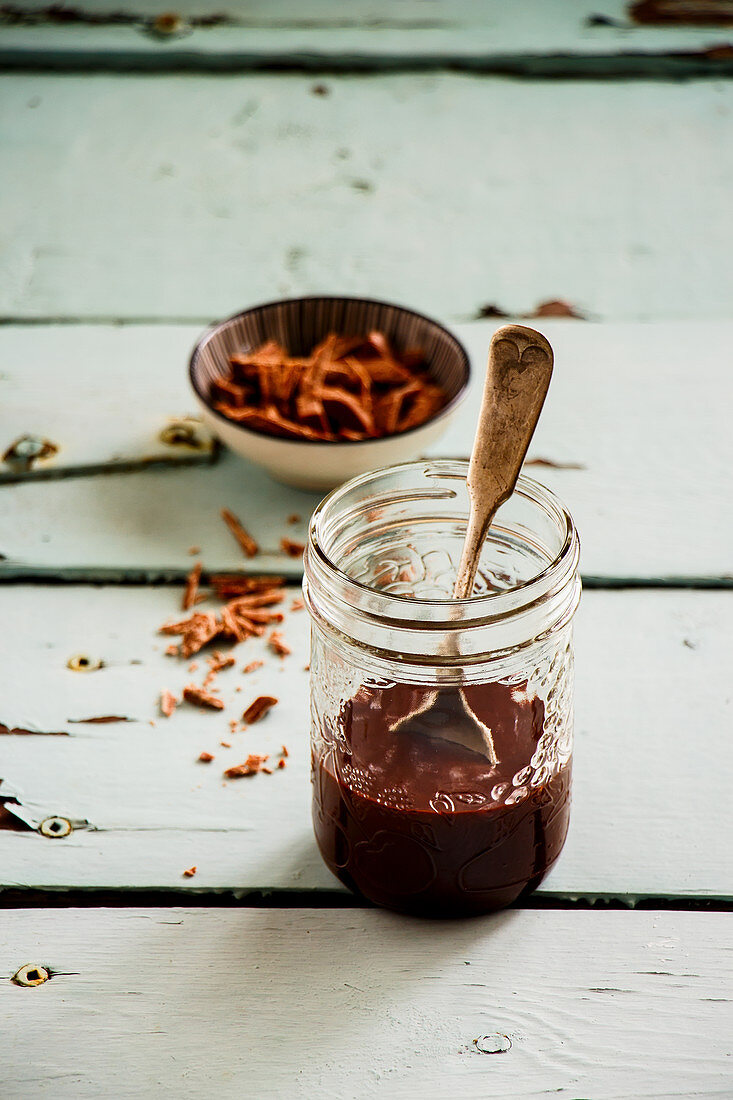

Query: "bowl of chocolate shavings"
(189, 295), (470, 491)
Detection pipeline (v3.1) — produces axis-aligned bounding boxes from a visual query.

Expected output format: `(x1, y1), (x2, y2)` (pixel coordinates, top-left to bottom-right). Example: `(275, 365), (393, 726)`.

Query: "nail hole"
(67, 654), (103, 673)
(12, 964), (50, 987)
(39, 816), (72, 839)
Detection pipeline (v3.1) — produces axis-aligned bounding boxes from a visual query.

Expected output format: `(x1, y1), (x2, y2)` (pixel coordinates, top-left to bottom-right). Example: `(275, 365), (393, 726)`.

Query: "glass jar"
(303, 460), (581, 918)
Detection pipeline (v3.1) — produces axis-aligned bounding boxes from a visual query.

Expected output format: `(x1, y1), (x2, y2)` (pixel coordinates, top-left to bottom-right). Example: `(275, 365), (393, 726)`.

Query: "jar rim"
(307, 460), (579, 627)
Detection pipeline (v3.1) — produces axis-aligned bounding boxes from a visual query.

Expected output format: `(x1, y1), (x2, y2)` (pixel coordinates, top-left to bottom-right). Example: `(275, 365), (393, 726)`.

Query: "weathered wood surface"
(2, 321), (731, 581)
(3, 0), (733, 78)
(1, 585), (730, 899)
(2, 77), (732, 322)
(0, 325), (217, 481)
(1, 907), (731, 1098)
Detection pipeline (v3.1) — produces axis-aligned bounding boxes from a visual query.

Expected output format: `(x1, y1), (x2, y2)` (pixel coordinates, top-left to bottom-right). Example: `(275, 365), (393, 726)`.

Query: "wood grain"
(2, 321), (731, 581)
(1, 907), (731, 1098)
(1, 76), (732, 322)
(0, 585), (731, 899)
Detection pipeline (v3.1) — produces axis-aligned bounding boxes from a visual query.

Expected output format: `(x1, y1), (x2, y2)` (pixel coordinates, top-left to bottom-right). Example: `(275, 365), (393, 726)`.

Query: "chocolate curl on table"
(182, 561), (202, 611)
(221, 508), (259, 558)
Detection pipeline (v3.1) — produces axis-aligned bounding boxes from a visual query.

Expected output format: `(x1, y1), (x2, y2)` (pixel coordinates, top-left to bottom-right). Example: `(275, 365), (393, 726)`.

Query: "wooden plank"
(1, 76), (732, 322)
(1, 907), (731, 1098)
(0, 325), (216, 481)
(2, 0), (733, 77)
(0, 585), (731, 899)
(1, 321), (731, 581)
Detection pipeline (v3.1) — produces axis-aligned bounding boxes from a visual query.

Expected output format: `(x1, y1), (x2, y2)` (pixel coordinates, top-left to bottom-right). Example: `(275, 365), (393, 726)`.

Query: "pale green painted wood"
(2, 76), (732, 322)
(1, 908), (731, 1097)
(2, 0), (732, 74)
(2, 321), (731, 580)
(1, 586), (731, 898)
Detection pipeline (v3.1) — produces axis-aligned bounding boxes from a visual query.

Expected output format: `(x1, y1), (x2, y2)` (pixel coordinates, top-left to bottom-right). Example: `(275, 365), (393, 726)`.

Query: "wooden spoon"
(453, 324), (554, 598)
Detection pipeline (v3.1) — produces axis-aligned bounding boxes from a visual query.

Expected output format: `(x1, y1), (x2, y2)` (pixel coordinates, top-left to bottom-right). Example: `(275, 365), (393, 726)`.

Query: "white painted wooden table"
(1, 6), (732, 1096)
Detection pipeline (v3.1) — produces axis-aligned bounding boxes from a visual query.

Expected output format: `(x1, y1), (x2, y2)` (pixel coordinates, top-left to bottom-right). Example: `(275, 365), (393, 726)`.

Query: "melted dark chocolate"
(312, 680), (571, 917)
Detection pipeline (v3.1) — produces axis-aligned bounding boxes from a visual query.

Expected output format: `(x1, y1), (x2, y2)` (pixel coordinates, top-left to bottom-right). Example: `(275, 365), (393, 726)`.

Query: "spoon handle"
(453, 324), (554, 599)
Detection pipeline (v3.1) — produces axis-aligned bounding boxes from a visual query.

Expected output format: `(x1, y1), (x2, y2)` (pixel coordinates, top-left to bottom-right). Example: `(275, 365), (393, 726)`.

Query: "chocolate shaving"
(221, 508), (259, 558)
(183, 866), (197, 877)
(198, 751), (215, 763)
(209, 331), (448, 443)
(268, 630), (291, 657)
(182, 561), (202, 611)
(526, 299), (586, 320)
(243, 660), (264, 674)
(210, 574), (285, 598)
(160, 690), (177, 717)
(629, 0), (733, 24)
(242, 695), (278, 724)
(224, 753), (270, 779)
(280, 538), (306, 558)
(183, 685), (225, 711)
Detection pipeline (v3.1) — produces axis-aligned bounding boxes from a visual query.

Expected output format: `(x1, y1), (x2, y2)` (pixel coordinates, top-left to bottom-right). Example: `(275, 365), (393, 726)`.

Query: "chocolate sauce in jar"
(312, 680), (571, 917)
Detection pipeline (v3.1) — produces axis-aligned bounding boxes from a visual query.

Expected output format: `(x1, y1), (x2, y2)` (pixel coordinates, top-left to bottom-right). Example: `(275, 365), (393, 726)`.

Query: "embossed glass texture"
(304, 460), (581, 917)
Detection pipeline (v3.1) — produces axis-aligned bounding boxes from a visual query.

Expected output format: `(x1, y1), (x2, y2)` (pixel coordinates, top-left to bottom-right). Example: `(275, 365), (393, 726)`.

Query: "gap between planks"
(0, 887), (732, 912)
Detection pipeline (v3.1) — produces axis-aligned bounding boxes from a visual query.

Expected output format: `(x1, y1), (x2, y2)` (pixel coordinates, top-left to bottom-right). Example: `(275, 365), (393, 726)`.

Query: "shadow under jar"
(303, 460), (581, 918)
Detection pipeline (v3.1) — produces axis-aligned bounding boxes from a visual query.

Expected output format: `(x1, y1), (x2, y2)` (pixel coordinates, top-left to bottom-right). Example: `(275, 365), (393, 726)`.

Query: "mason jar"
(303, 460), (581, 918)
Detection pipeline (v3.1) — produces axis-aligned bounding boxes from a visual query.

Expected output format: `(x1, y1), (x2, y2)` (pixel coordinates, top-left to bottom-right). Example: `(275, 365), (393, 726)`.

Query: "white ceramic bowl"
(189, 296), (470, 492)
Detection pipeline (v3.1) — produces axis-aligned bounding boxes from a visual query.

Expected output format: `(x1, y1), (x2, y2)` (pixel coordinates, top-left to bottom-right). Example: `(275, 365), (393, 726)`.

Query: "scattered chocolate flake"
(290, 597), (305, 612)
(198, 751), (215, 763)
(287, 514), (301, 525)
(526, 299), (586, 320)
(203, 649), (237, 687)
(188, 545), (201, 555)
(189, 662), (199, 672)
(183, 866), (197, 877)
(221, 508), (259, 558)
(281, 745), (289, 758)
(209, 651), (235, 673)
(525, 457), (587, 470)
(474, 303), (510, 319)
(160, 588), (284, 658)
(182, 561), (202, 611)
(224, 753), (270, 779)
(280, 538), (306, 557)
(242, 695), (278, 724)
(160, 690), (177, 717)
(268, 631), (291, 657)
(311, 82), (330, 96)
(165, 643), (179, 657)
(160, 611), (220, 658)
(277, 758), (287, 769)
(629, 0), (733, 24)
(210, 574), (285, 598)
(209, 332), (447, 443)
(243, 660), (264, 674)
(220, 740), (232, 748)
(262, 766), (274, 775)
(182, 685), (225, 711)
(703, 43), (733, 59)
